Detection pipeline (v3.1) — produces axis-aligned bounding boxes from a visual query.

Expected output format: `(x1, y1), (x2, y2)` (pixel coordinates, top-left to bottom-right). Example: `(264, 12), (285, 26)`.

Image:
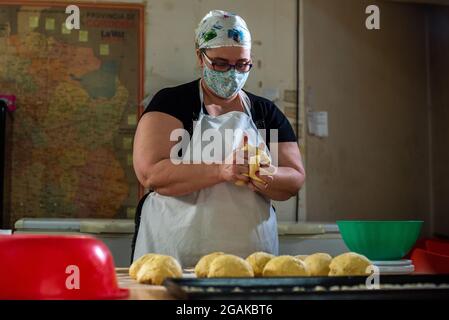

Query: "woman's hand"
(246, 142), (305, 201)
(219, 144), (250, 183)
(247, 164), (275, 192)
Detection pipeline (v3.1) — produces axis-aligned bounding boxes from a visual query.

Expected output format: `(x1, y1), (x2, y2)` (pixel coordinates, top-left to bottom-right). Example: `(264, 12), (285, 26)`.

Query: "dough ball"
(262, 255), (308, 277)
(304, 253), (332, 276)
(295, 255), (308, 261)
(136, 254), (183, 285)
(129, 253), (156, 279)
(246, 252), (275, 277)
(208, 254), (254, 278)
(329, 252), (372, 276)
(238, 144), (271, 184)
(241, 144), (270, 164)
(194, 252), (225, 278)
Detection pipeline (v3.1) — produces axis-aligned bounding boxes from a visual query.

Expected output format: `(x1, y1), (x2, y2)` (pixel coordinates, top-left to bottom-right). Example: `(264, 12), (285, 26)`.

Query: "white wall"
(143, 0), (297, 99)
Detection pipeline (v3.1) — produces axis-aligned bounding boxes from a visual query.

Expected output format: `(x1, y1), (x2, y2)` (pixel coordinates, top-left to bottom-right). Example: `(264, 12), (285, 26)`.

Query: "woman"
(132, 10), (305, 267)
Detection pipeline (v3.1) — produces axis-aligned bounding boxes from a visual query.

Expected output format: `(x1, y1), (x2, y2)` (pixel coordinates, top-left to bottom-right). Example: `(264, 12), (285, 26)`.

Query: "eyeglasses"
(202, 52), (253, 73)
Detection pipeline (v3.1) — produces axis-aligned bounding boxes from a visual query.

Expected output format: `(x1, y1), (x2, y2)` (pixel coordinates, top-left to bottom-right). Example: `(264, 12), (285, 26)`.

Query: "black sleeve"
(265, 102), (297, 143)
(142, 88), (186, 126)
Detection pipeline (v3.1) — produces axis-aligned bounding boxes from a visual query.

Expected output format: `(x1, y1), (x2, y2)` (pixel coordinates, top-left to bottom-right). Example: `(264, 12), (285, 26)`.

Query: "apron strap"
(239, 90), (253, 116)
(198, 80), (263, 150)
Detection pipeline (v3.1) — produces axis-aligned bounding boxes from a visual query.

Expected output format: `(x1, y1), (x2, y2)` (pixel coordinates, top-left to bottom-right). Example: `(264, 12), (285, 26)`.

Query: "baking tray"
(164, 274), (449, 300)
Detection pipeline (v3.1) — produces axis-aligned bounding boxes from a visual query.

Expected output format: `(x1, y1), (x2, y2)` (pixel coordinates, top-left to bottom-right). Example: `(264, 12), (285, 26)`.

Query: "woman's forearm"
(255, 167), (305, 201)
(143, 160), (223, 196)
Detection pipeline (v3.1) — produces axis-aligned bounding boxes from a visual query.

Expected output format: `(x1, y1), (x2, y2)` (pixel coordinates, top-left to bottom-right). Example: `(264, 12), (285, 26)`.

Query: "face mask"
(202, 64), (249, 99)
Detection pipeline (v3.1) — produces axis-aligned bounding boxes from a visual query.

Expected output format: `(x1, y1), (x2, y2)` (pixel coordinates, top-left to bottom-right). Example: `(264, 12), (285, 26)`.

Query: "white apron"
(134, 83), (278, 267)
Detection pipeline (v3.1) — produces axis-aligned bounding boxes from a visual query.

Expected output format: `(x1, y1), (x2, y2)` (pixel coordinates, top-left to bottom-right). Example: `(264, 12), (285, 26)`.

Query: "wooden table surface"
(116, 268), (175, 300)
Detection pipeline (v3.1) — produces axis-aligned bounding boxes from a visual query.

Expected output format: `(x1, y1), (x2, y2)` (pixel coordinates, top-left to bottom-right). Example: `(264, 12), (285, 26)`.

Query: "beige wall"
(301, 0), (431, 233)
(429, 6), (449, 237)
(48, 0), (449, 235)
(392, 0), (449, 5)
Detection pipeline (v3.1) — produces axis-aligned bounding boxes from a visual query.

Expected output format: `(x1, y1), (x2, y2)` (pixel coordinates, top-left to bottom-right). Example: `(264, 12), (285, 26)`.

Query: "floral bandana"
(195, 10), (252, 49)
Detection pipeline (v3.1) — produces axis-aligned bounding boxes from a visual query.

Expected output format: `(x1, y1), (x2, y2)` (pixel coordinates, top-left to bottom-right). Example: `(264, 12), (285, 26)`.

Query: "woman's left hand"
(247, 164), (275, 192)
(245, 142), (305, 201)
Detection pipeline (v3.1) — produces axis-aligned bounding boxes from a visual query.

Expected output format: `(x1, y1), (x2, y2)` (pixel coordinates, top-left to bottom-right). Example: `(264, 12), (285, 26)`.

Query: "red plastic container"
(0, 235), (129, 300)
(411, 248), (449, 274)
(425, 239), (449, 256)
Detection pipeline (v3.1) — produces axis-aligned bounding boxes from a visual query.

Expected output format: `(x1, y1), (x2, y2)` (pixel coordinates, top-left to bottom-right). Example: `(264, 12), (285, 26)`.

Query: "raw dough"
(262, 255), (308, 277)
(129, 253), (156, 279)
(235, 144), (271, 186)
(329, 252), (372, 276)
(246, 252), (275, 277)
(136, 254), (183, 285)
(304, 253), (332, 276)
(194, 252), (225, 278)
(295, 255), (308, 261)
(208, 254), (254, 278)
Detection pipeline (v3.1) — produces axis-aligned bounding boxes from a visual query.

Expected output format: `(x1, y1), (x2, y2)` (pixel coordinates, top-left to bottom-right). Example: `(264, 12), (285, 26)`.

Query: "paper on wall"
(307, 111), (328, 138)
(99, 44), (109, 56)
(29, 16), (39, 29)
(45, 18), (55, 31)
(79, 30), (88, 42)
(61, 22), (71, 34)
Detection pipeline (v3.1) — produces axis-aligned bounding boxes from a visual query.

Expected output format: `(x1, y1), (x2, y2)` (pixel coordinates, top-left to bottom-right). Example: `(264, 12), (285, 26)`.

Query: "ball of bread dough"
(129, 253), (156, 279)
(235, 144), (271, 185)
(329, 252), (372, 276)
(304, 253), (332, 276)
(295, 255), (308, 261)
(208, 254), (254, 278)
(262, 255), (308, 277)
(246, 252), (275, 277)
(136, 254), (183, 285)
(194, 252), (225, 278)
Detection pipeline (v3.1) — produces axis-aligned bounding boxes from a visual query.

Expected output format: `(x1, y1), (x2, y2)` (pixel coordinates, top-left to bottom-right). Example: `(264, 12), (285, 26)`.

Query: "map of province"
(0, 4), (143, 224)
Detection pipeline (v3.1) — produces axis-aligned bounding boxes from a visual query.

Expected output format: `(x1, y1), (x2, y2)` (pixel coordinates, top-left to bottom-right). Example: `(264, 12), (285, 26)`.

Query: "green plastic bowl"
(337, 220), (423, 261)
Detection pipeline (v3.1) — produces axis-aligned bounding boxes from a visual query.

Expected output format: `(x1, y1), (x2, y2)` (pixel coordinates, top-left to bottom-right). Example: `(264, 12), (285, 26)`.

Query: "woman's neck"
(201, 79), (241, 109)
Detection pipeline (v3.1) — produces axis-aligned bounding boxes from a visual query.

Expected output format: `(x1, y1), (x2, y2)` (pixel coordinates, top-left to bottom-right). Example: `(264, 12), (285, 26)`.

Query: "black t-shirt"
(142, 79), (297, 146)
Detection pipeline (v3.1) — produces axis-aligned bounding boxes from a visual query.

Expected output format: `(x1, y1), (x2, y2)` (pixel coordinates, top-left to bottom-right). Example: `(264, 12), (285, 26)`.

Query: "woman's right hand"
(219, 149), (250, 184)
(219, 136), (250, 184)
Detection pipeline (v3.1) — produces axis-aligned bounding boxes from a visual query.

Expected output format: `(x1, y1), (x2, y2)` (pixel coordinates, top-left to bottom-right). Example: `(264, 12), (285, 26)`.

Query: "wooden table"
(116, 268), (175, 300)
